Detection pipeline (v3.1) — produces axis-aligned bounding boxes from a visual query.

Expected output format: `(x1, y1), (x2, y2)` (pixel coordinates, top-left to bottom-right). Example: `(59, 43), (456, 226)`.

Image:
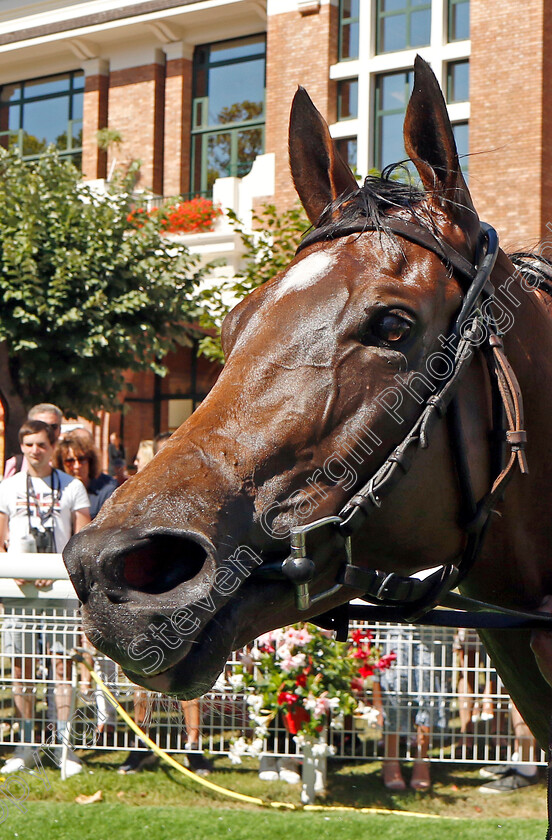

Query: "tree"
(0, 147), (206, 451)
(198, 202), (309, 363)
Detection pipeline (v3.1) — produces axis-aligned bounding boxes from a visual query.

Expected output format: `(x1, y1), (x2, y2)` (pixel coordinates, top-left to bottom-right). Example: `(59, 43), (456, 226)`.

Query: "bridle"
(259, 215), (552, 641)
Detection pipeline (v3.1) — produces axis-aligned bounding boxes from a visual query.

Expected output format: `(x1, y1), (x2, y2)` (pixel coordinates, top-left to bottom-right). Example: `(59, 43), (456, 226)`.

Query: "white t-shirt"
(0, 469), (89, 553)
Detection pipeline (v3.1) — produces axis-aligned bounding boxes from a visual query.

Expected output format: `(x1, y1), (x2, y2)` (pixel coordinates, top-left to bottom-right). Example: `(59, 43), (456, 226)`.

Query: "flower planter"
(283, 706), (310, 735)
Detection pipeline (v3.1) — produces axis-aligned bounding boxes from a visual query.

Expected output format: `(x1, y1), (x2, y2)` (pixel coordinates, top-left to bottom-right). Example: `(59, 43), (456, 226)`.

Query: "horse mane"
(303, 169), (552, 304)
(509, 252), (552, 299)
(317, 165), (426, 236)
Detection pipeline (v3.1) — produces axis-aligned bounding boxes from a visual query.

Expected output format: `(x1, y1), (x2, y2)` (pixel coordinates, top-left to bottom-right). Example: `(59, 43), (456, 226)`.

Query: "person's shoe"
(117, 750), (157, 774)
(479, 764), (511, 780)
(1, 755), (25, 774)
(258, 754), (279, 781)
(479, 768), (538, 794)
(1, 747), (34, 774)
(278, 757), (301, 784)
(186, 752), (213, 777)
(64, 751), (83, 778)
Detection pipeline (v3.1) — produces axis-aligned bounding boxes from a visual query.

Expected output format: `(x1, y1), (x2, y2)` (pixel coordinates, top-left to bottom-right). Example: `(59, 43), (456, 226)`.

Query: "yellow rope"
(73, 652), (454, 819)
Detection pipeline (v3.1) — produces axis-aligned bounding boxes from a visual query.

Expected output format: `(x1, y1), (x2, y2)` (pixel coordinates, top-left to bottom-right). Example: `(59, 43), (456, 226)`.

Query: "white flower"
(355, 702), (381, 726)
(330, 712), (345, 730)
(250, 738), (264, 757)
(253, 724), (269, 739)
(246, 694), (264, 713)
(293, 733), (306, 749)
(328, 696), (341, 712)
(228, 737), (248, 764)
(228, 673), (245, 690)
(313, 742), (333, 757)
(304, 694), (317, 711)
(290, 653), (306, 670)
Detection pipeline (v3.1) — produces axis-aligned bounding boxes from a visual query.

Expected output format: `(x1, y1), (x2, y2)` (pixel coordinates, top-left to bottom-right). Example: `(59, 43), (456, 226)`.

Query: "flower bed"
(127, 196), (222, 234)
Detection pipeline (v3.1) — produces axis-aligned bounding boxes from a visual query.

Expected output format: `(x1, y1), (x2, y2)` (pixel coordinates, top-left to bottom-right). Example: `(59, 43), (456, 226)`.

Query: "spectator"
(112, 458), (129, 486)
(379, 625), (445, 791)
(478, 703), (539, 793)
(134, 440), (154, 472)
(153, 432), (171, 454)
(107, 432), (126, 477)
(55, 433), (118, 519)
(453, 628), (494, 743)
(3, 403), (63, 478)
(0, 420), (90, 776)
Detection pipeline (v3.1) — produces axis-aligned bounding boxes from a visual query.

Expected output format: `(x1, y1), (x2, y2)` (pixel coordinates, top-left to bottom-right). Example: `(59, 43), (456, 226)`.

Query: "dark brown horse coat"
(64, 57), (552, 749)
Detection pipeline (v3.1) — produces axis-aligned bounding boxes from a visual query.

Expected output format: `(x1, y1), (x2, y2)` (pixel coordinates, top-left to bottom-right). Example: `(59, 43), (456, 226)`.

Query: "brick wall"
(163, 56), (193, 197)
(82, 71), (109, 180)
(470, 0), (552, 249)
(266, 3), (338, 210)
(107, 59), (166, 194)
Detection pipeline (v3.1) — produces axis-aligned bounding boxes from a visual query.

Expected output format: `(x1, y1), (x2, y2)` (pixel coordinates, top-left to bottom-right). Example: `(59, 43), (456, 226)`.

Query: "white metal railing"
(0, 555), (545, 766)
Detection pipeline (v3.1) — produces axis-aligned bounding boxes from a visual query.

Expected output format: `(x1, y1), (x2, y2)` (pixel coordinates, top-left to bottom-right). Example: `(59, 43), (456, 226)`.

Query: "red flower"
(358, 665), (374, 679)
(376, 652), (397, 671)
(277, 691), (299, 706)
(295, 673), (308, 688)
(351, 628), (372, 644)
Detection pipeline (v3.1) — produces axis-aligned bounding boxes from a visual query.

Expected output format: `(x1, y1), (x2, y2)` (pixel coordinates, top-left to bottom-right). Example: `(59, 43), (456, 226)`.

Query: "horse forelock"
(298, 166), (441, 254)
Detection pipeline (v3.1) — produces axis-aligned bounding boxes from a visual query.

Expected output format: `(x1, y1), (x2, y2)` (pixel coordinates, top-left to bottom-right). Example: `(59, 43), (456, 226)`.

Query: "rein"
(260, 216), (552, 642)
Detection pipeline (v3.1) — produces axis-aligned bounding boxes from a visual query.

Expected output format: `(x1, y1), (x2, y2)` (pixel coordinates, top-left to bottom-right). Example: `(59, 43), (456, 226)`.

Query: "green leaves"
(0, 147), (206, 421)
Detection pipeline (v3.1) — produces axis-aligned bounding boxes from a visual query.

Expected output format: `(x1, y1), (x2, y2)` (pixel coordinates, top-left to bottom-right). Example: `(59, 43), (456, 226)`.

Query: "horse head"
(63, 58), (530, 709)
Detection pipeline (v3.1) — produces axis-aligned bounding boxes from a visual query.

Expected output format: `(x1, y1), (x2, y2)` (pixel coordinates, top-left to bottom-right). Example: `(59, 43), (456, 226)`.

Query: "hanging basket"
(282, 706), (311, 735)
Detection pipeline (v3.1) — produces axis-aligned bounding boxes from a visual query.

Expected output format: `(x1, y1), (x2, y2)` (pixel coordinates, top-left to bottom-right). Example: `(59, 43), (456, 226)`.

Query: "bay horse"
(65, 56), (552, 752)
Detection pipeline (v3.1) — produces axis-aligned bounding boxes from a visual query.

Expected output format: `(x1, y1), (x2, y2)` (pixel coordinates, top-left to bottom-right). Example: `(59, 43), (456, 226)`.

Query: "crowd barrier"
(0, 554), (545, 767)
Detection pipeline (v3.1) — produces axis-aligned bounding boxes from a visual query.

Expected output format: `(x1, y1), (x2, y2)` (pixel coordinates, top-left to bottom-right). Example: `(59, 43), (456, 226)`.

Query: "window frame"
(0, 70), (84, 166)
(338, 0), (360, 61)
(337, 78), (359, 121)
(375, 0), (432, 55)
(446, 59), (470, 103)
(373, 69), (414, 172)
(447, 0), (470, 42)
(191, 34), (266, 195)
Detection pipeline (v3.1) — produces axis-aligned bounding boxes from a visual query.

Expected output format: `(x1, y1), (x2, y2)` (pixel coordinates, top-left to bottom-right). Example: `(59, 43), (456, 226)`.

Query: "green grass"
(0, 751), (547, 839)
(2, 803), (547, 840)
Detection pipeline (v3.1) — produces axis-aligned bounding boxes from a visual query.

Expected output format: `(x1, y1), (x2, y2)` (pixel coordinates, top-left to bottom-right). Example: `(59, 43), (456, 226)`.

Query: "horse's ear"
(289, 86), (358, 225)
(404, 56), (476, 229)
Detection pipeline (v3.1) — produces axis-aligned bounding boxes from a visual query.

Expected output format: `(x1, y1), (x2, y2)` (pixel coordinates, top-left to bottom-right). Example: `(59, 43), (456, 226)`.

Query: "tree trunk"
(0, 341), (27, 461)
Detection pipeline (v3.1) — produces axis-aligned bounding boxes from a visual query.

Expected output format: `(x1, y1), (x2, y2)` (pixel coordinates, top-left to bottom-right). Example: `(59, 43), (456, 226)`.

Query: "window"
(374, 70), (414, 171)
(452, 121), (469, 180)
(337, 79), (358, 121)
(339, 0), (360, 61)
(0, 71), (84, 166)
(376, 0), (431, 54)
(191, 35), (266, 194)
(447, 60), (469, 102)
(336, 137), (358, 174)
(448, 0), (470, 41)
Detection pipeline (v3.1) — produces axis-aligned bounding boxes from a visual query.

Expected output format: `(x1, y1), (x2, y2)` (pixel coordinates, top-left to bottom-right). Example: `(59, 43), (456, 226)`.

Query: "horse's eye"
(366, 310), (413, 345)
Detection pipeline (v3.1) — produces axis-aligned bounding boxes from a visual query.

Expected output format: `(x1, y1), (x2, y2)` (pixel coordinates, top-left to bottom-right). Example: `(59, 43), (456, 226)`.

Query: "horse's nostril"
(121, 535), (208, 595)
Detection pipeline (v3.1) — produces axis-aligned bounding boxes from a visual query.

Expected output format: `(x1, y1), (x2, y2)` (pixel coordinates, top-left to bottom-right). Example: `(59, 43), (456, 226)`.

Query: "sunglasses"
(63, 456), (88, 465)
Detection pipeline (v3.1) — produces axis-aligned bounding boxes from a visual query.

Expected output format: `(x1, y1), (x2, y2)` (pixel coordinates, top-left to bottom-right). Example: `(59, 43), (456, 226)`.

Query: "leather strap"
(297, 217), (478, 283)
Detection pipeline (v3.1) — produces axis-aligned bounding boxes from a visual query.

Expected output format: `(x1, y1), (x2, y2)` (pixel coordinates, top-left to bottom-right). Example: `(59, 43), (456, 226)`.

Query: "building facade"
(0, 0), (550, 462)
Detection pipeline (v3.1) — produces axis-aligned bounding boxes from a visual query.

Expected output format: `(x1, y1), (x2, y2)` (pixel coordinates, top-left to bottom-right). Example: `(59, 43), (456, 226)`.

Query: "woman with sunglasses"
(55, 431), (117, 519)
